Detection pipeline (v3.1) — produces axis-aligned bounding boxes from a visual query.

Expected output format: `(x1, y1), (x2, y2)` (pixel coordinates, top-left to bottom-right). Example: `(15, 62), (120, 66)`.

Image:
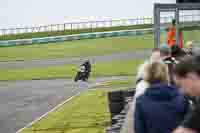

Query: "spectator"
(159, 43), (176, 63)
(135, 61), (189, 133)
(136, 48), (161, 84)
(135, 48), (161, 97)
(120, 48), (161, 133)
(172, 55), (200, 133)
(171, 45), (187, 60)
(167, 19), (176, 47)
(167, 19), (183, 48)
(150, 48), (161, 62)
(185, 41), (193, 56)
(159, 43), (178, 85)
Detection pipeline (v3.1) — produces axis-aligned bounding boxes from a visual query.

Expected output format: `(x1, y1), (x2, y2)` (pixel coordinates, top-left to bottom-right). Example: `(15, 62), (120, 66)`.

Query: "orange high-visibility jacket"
(167, 26), (176, 47)
(167, 26), (183, 48)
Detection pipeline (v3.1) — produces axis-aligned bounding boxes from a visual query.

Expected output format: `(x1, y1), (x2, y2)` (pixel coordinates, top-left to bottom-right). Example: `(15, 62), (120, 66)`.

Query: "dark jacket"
(135, 83), (189, 133)
(163, 57), (178, 85)
(181, 98), (200, 132)
(171, 45), (187, 60)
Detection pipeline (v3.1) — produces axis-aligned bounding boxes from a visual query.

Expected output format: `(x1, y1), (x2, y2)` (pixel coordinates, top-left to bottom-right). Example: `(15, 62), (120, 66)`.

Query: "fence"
(0, 18), (152, 36)
(0, 14), (200, 36)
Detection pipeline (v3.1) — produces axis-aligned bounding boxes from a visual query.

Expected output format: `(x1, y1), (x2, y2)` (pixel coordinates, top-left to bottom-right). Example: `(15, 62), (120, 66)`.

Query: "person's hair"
(150, 50), (161, 63)
(160, 50), (170, 57)
(186, 41), (193, 48)
(171, 45), (187, 60)
(159, 44), (171, 57)
(152, 48), (160, 52)
(171, 45), (181, 57)
(174, 55), (200, 77)
(144, 61), (169, 84)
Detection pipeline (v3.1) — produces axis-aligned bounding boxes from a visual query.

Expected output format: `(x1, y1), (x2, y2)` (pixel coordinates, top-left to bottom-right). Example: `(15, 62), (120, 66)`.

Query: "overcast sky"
(0, 0), (175, 28)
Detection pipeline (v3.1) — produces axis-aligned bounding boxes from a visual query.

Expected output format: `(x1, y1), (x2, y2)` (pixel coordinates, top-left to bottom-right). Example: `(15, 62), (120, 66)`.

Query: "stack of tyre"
(106, 89), (135, 133)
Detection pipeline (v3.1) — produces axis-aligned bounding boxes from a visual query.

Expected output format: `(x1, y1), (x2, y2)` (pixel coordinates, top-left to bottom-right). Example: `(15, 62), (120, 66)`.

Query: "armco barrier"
(0, 28), (153, 47)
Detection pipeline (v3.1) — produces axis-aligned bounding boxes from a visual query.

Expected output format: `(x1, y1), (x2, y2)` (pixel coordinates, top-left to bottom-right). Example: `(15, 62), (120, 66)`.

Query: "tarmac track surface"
(0, 49), (151, 69)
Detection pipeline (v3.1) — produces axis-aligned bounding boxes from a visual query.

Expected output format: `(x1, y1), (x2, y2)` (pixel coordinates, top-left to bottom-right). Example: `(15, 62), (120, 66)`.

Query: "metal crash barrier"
(0, 29), (153, 47)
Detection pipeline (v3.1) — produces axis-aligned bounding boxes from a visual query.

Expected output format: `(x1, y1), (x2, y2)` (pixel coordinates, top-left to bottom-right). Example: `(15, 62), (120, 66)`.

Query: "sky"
(0, 0), (175, 28)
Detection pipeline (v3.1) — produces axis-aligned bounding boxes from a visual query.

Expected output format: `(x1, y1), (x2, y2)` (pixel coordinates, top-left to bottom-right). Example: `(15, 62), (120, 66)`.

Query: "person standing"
(167, 19), (183, 49)
(135, 61), (189, 133)
(172, 55), (200, 133)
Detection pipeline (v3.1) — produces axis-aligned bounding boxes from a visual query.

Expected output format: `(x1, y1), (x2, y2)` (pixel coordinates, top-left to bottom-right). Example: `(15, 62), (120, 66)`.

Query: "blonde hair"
(144, 61), (169, 84)
(186, 41), (193, 48)
(136, 50), (161, 80)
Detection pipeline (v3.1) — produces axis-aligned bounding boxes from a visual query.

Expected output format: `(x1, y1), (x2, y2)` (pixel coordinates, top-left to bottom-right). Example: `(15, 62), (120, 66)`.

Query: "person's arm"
(135, 81), (148, 99)
(182, 103), (200, 132)
(135, 100), (146, 133)
(173, 103), (200, 133)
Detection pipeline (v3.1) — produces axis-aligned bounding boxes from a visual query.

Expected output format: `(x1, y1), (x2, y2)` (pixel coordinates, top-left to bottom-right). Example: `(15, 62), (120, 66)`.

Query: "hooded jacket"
(135, 83), (189, 133)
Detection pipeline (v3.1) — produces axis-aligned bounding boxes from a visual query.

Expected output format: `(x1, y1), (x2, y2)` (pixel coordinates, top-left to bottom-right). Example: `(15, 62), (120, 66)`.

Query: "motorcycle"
(74, 65), (89, 82)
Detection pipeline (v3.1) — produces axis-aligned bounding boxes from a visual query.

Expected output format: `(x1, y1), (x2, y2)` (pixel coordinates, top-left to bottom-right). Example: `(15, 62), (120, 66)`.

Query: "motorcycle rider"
(82, 60), (91, 80)
(74, 60), (91, 82)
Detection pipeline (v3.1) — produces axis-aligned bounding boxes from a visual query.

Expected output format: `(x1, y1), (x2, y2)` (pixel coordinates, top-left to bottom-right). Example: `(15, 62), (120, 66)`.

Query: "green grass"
(182, 30), (200, 44)
(0, 35), (153, 62)
(0, 24), (152, 41)
(0, 59), (143, 81)
(93, 77), (136, 89)
(22, 90), (110, 133)
(21, 78), (135, 133)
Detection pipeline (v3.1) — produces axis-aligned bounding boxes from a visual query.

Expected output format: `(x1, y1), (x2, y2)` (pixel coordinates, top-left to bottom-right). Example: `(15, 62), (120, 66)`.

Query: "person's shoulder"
(135, 94), (151, 111)
(135, 81), (149, 98)
(136, 93), (148, 104)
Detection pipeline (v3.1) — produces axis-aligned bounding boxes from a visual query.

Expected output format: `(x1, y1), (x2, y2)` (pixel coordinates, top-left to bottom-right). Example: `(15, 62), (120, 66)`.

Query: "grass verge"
(22, 89), (111, 133)
(0, 35), (153, 62)
(0, 59), (143, 81)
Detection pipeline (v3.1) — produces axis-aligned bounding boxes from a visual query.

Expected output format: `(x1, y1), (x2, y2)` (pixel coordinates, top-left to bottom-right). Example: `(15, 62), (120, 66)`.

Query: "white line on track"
(16, 91), (81, 133)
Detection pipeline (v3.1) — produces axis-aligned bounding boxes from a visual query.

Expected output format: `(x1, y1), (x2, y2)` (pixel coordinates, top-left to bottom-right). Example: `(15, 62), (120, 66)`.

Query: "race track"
(0, 77), (128, 133)
(0, 49), (150, 133)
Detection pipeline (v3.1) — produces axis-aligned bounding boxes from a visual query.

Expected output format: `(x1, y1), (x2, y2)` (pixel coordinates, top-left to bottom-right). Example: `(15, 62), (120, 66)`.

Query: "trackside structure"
(154, 3), (200, 48)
